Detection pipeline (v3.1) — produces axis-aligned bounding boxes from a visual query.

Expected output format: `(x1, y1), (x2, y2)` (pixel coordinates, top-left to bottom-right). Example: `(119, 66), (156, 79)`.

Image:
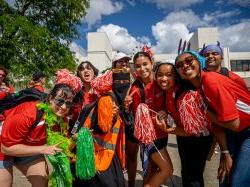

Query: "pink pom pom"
(55, 69), (82, 94)
(91, 70), (113, 96)
(177, 90), (212, 136)
(134, 103), (157, 144)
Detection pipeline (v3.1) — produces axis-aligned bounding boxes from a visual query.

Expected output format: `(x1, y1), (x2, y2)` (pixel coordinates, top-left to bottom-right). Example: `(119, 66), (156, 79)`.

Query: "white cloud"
(145, 0), (203, 10)
(152, 22), (193, 53)
(229, 0), (250, 7)
(69, 42), (87, 63)
(97, 24), (144, 54)
(84, 0), (123, 28)
(164, 10), (206, 28)
(151, 10), (204, 53)
(150, 9), (249, 53)
(219, 21), (250, 52)
(203, 10), (241, 23)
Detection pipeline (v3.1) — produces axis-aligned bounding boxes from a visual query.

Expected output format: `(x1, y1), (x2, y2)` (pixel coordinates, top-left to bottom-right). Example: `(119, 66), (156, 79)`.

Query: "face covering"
(112, 69), (130, 107)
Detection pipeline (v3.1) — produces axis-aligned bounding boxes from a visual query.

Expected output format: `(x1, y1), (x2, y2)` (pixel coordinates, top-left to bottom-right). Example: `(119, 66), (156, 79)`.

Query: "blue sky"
(70, 0), (250, 60)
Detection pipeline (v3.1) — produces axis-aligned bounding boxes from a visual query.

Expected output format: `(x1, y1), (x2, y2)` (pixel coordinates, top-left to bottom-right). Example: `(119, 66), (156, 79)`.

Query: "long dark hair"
(76, 61), (99, 78)
(133, 51), (152, 64)
(74, 61), (98, 105)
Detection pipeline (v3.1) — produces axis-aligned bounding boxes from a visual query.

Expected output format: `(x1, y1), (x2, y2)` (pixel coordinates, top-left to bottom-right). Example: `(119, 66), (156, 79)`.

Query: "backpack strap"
(132, 80), (145, 103)
(91, 92), (118, 135)
(31, 109), (44, 130)
(220, 67), (229, 77)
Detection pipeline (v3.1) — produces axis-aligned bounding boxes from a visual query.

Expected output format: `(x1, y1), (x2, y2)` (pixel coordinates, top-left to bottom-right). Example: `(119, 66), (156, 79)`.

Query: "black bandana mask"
(112, 70), (130, 107)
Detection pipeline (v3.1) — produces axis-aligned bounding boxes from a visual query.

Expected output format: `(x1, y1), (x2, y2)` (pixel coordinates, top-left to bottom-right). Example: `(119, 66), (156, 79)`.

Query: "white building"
(86, 27), (250, 88)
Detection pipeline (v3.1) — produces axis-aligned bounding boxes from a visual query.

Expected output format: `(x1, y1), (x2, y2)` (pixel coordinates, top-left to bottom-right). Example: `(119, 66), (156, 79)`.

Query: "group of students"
(0, 42), (249, 187)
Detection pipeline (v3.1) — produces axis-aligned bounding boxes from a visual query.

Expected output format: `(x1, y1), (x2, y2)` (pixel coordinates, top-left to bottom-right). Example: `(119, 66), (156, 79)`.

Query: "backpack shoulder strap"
(132, 80), (145, 103)
(31, 109), (44, 130)
(220, 67), (229, 77)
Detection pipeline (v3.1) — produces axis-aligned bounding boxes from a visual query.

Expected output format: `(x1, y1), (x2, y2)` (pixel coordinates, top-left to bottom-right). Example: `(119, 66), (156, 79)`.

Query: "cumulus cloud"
(203, 9), (241, 24)
(219, 21), (250, 52)
(84, 0), (123, 28)
(69, 42), (87, 63)
(229, 0), (250, 7)
(163, 10), (206, 28)
(150, 9), (248, 53)
(152, 22), (193, 53)
(151, 10), (205, 53)
(215, 0), (250, 7)
(97, 24), (144, 54)
(145, 0), (203, 10)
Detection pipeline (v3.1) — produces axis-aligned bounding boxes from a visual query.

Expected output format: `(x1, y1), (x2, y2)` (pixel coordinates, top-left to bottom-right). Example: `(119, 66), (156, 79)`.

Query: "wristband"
(221, 150), (230, 154)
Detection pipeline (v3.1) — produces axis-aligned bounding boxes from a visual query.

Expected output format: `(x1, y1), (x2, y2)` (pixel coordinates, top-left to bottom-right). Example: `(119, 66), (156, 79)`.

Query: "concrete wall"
(87, 32), (113, 72)
(189, 27), (218, 51)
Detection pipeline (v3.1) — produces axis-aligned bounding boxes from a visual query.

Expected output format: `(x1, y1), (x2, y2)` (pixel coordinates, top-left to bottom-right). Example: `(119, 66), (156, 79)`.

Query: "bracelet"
(221, 150), (230, 154)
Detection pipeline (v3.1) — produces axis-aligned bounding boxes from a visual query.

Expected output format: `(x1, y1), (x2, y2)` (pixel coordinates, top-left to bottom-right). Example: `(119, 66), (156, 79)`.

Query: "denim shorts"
(0, 154), (44, 169)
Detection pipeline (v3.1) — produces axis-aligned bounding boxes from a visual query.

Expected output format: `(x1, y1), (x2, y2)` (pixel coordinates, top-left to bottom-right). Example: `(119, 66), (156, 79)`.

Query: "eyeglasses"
(0, 73), (6, 77)
(175, 56), (195, 69)
(54, 98), (73, 108)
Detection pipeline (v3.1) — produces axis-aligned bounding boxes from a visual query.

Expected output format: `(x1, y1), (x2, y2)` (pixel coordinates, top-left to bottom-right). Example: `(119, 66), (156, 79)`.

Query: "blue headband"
(175, 51), (206, 69)
(199, 45), (223, 56)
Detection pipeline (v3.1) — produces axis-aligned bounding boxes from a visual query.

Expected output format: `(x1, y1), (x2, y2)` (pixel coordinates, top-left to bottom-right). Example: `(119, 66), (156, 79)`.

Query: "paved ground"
(13, 134), (220, 187)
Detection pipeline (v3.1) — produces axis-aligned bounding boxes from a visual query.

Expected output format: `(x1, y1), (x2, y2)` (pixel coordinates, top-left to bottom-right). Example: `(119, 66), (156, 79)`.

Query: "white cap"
(112, 52), (131, 62)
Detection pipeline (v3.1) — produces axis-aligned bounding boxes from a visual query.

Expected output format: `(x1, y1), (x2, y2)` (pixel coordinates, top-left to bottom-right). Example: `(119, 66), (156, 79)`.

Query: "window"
(230, 60), (250, 72)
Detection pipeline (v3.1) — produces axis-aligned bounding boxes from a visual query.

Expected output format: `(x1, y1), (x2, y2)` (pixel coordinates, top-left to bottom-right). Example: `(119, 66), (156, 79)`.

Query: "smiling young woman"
(175, 51), (250, 186)
(0, 83), (74, 187)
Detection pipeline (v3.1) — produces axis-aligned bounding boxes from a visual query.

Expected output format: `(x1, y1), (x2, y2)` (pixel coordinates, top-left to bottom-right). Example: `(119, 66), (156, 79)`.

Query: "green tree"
(0, 0), (89, 87)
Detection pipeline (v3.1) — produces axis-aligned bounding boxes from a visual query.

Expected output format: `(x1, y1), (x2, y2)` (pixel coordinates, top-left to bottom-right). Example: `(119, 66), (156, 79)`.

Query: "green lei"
(37, 103), (73, 187)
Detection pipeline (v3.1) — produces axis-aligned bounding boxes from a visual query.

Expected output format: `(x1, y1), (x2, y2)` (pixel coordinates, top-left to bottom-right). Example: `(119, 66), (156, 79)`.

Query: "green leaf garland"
(37, 103), (73, 187)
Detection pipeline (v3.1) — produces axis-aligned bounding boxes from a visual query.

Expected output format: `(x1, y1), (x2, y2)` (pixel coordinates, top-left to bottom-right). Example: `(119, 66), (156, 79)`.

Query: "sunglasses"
(175, 56), (195, 69)
(54, 98), (73, 108)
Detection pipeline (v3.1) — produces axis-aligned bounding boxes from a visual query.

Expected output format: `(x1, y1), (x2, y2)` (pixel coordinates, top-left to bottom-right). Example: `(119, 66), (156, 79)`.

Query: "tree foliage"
(0, 0), (89, 86)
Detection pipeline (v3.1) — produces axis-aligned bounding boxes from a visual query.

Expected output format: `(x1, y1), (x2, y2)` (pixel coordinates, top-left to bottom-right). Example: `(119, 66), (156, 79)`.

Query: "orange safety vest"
(84, 97), (126, 172)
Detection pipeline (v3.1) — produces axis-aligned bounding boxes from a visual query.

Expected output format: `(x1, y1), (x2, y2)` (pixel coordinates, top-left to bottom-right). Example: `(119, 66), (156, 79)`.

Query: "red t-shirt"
(228, 71), (247, 89)
(0, 101), (46, 160)
(144, 81), (167, 139)
(71, 91), (97, 122)
(201, 71), (250, 131)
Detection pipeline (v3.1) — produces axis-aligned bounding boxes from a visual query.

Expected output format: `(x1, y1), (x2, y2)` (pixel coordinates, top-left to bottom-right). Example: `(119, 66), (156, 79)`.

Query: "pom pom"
(76, 127), (96, 180)
(55, 69), (82, 94)
(177, 90), (212, 136)
(91, 70), (113, 96)
(48, 152), (72, 187)
(134, 103), (157, 144)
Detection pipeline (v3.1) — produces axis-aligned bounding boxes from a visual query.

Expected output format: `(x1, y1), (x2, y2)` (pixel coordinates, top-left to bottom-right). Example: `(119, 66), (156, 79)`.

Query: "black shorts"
(125, 125), (139, 143)
(148, 137), (168, 156)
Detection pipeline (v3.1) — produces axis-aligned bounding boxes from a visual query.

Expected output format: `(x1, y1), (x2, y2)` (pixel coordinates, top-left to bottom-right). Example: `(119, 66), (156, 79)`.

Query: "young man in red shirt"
(200, 44), (247, 89)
